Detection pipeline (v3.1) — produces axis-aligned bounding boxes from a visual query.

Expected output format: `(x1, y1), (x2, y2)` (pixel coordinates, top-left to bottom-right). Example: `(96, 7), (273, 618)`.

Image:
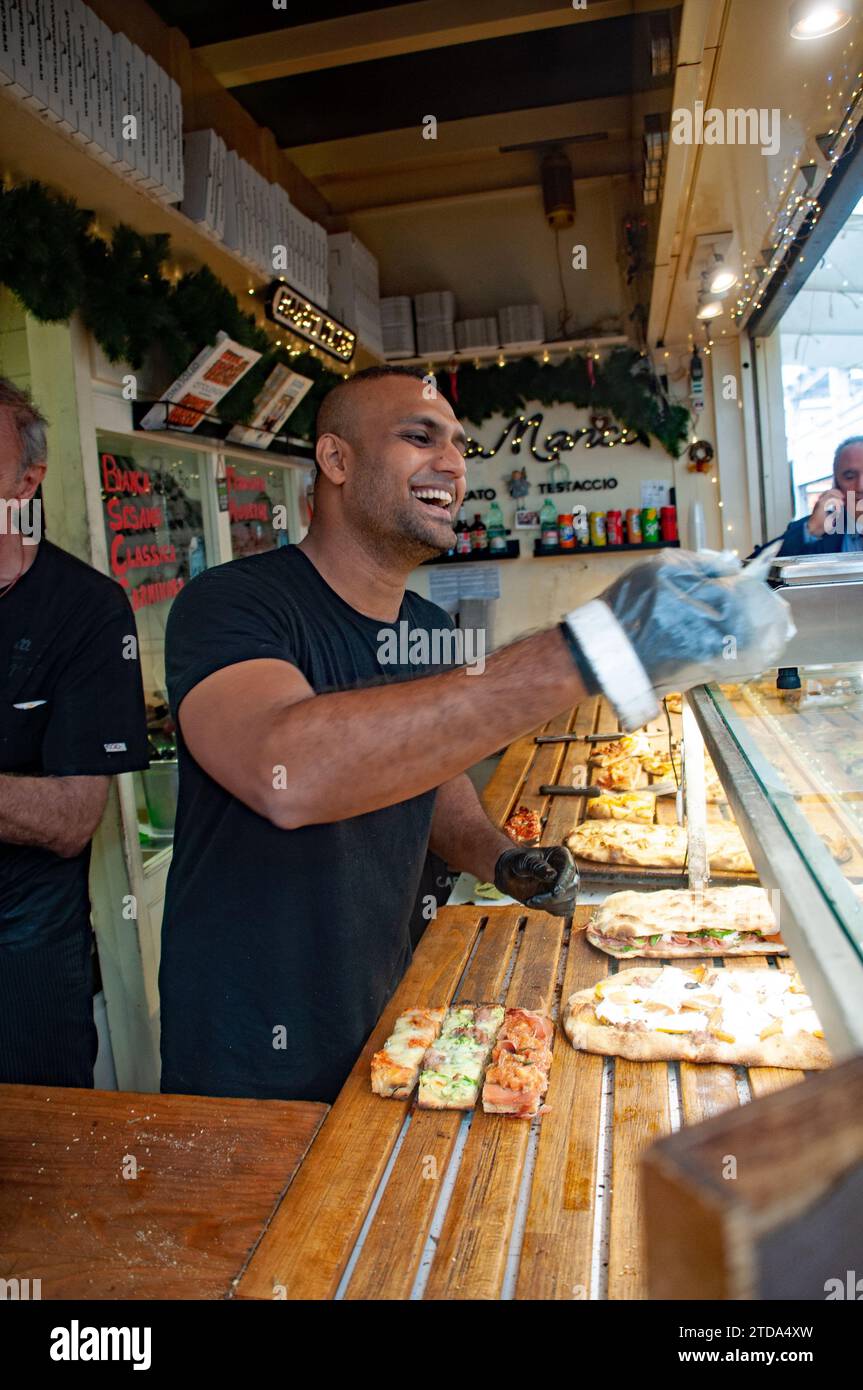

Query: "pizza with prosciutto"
(482, 1008), (554, 1117)
(586, 886), (787, 958)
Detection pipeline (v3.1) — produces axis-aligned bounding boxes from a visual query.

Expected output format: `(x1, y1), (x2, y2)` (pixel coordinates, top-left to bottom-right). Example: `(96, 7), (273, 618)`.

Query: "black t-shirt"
(0, 542), (150, 947)
(160, 545), (455, 1104)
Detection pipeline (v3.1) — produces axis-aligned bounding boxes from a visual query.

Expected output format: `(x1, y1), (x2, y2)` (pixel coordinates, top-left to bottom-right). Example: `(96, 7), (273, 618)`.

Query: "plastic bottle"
(487, 501), (508, 553)
(539, 498), (559, 551)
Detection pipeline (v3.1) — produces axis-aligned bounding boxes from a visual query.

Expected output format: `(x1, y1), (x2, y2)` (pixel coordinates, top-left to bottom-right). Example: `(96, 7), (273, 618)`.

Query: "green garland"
(0, 179), (690, 455)
(443, 351), (690, 459)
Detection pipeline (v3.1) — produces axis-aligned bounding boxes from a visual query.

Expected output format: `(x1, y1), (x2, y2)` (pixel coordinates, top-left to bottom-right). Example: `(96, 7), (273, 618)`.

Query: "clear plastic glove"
(562, 549), (795, 731)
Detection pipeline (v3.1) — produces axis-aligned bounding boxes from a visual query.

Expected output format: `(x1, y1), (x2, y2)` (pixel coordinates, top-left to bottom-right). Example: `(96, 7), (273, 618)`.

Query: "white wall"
(348, 180), (630, 340)
(408, 394), (723, 647)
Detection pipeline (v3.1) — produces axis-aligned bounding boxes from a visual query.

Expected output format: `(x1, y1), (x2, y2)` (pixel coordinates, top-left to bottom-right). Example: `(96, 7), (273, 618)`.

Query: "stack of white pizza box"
(328, 231), (384, 354)
(290, 202), (328, 305)
(381, 296), (417, 358)
(184, 135), (326, 302)
(498, 303), (545, 347)
(455, 317), (499, 352)
(0, 0), (184, 204)
(414, 290), (456, 356)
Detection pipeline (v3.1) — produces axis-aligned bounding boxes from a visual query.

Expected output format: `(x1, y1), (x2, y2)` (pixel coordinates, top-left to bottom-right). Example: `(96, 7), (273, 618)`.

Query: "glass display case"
(687, 668), (863, 1057)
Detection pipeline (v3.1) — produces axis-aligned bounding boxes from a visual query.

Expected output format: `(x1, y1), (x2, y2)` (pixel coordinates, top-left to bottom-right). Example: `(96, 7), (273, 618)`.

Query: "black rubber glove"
(494, 845), (579, 917)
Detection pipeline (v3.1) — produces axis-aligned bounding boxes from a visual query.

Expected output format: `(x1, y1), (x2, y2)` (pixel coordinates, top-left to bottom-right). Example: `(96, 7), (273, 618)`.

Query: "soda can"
(573, 509), (590, 547)
(589, 511), (607, 547)
(660, 505), (678, 542)
(641, 507), (660, 543)
(606, 510), (623, 546)
(626, 509), (642, 544)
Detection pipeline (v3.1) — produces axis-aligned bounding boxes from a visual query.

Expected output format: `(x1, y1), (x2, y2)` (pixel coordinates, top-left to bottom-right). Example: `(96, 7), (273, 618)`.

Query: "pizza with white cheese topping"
(371, 1007), (446, 1097)
(563, 964), (830, 1068)
(566, 821), (755, 873)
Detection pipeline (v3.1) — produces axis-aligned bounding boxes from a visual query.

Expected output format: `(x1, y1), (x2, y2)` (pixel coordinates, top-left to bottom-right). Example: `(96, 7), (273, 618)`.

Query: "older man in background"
(0, 378), (149, 1086)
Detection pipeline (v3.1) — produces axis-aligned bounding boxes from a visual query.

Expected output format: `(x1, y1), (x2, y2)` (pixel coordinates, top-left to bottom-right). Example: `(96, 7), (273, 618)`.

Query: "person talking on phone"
(778, 437), (863, 555)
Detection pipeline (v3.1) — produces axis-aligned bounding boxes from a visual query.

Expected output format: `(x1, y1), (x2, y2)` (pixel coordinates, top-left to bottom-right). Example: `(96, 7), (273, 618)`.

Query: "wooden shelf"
(0, 88), (383, 371)
(387, 335), (630, 368)
(423, 540), (520, 565)
(533, 539), (681, 557)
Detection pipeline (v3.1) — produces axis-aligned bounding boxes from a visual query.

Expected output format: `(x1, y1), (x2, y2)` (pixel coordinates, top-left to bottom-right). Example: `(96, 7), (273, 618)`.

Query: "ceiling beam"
(290, 94), (646, 177)
(195, 0), (674, 88)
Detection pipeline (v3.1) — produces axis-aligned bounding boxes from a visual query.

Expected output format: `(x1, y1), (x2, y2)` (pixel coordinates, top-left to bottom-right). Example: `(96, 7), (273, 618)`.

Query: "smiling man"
(159, 365), (792, 1104)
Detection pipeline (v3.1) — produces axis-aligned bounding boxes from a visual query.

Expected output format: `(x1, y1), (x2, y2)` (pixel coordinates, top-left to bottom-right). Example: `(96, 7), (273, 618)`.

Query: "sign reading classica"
(100, 453), (195, 612)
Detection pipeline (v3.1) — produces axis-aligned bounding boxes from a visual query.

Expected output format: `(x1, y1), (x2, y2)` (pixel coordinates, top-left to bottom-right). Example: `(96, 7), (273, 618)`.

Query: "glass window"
(97, 433), (210, 857)
(226, 457), (293, 559)
(779, 195), (863, 516)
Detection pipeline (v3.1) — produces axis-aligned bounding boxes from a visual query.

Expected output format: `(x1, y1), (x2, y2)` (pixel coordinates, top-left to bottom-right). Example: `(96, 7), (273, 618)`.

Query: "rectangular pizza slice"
(586, 886), (787, 958)
(482, 1008), (554, 1117)
(417, 1003), (505, 1110)
(564, 964), (830, 1069)
(371, 1007), (446, 1098)
(586, 790), (656, 823)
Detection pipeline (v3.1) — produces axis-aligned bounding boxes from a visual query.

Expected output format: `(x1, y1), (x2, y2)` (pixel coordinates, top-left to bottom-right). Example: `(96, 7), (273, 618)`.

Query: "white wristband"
(564, 599), (659, 732)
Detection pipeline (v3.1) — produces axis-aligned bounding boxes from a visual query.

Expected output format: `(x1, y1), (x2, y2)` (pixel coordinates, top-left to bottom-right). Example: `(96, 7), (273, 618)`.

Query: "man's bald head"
(315, 365), (430, 449)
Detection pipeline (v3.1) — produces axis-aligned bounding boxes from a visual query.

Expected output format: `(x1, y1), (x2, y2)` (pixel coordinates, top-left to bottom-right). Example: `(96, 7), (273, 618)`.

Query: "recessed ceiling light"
(789, 1), (854, 40)
(709, 262), (739, 294)
(697, 297), (725, 321)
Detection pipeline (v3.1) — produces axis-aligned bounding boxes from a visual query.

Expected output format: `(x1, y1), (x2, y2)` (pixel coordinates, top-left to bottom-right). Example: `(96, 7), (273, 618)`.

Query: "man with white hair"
(0, 378), (149, 1087)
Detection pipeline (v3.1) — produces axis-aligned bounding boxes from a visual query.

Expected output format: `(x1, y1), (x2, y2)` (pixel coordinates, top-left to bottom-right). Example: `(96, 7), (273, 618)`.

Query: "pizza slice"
(707, 824), (755, 874)
(587, 790), (656, 823)
(566, 821), (755, 873)
(504, 805), (542, 845)
(371, 1007), (446, 1097)
(640, 750), (680, 780)
(563, 964), (830, 1069)
(591, 732), (653, 768)
(482, 1008), (554, 1117)
(593, 757), (646, 791)
(567, 821), (687, 867)
(586, 886), (787, 958)
(417, 1003), (505, 1110)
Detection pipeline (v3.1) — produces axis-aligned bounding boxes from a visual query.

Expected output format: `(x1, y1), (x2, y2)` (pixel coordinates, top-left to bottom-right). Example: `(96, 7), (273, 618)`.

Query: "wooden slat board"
(234, 704), (820, 1302)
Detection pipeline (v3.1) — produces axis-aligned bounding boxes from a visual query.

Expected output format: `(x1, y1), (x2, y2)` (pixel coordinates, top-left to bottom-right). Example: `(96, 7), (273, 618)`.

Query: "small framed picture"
(515, 509), (540, 529)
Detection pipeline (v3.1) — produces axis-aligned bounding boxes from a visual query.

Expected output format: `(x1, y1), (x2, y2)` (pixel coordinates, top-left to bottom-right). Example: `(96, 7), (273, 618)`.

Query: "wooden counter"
(0, 1087), (326, 1299)
(236, 698), (803, 1301)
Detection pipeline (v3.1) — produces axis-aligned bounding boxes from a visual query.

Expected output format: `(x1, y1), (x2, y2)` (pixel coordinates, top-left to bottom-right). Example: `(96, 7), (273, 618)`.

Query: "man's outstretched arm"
(428, 772), (512, 883)
(180, 626), (585, 830)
